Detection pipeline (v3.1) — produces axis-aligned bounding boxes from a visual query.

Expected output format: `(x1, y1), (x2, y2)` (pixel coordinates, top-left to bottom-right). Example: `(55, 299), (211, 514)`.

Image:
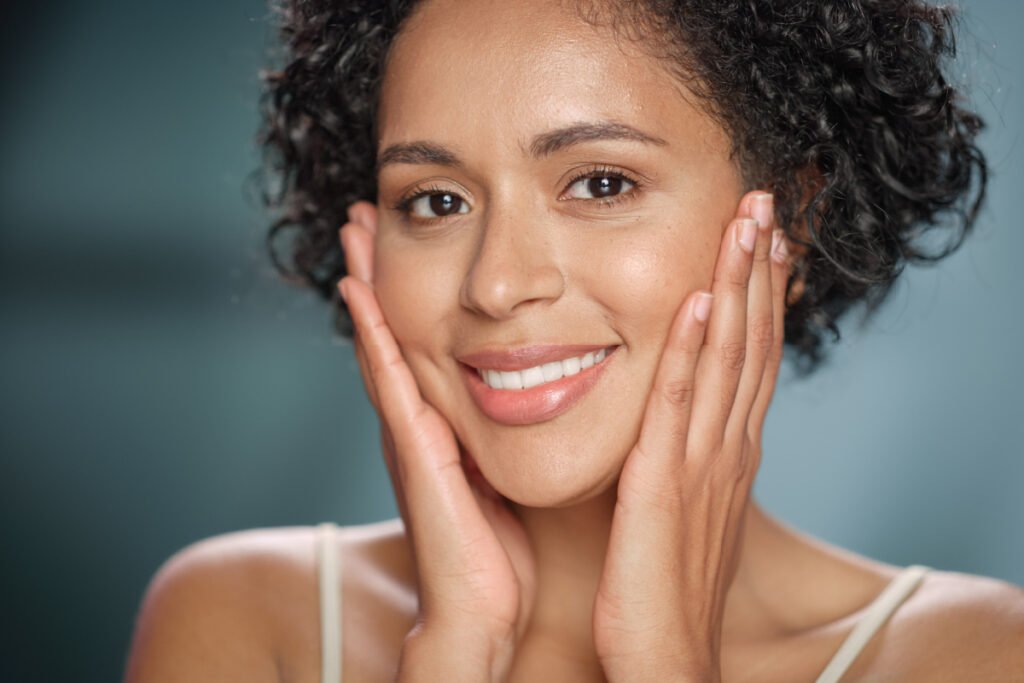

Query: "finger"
(724, 192), (775, 445)
(343, 201), (379, 282)
(338, 274), (381, 412)
(687, 214), (757, 452)
(348, 200), (379, 235)
(748, 227), (791, 440)
(378, 424), (414, 546)
(335, 266), (410, 538)
(625, 290), (712, 499)
(339, 214), (380, 408)
(340, 276), (493, 573)
(341, 275), (431, 465)
(340, 221), (374, 284)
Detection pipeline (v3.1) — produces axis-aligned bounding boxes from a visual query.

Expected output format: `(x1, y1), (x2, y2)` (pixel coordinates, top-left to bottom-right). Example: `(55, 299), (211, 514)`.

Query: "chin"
(460, 424), (634, 509)
(427, 351), (653, 508)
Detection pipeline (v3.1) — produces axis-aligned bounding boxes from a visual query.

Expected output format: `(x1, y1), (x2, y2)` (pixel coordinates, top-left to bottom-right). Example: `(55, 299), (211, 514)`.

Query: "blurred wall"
(0, 1), (1021, 682)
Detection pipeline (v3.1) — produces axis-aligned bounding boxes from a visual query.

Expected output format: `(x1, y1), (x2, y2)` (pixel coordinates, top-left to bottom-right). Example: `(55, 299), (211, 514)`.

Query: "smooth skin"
(339, 190), (787, 681)
(124, 1), (1024, 681)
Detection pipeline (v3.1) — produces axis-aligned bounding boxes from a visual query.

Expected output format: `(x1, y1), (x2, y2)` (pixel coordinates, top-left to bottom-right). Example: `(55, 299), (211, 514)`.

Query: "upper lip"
(456, 344), (616, 371)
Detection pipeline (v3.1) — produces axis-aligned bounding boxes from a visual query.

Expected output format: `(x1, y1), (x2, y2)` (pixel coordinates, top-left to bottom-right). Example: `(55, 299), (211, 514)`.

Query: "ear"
(339, 201), (380, 284)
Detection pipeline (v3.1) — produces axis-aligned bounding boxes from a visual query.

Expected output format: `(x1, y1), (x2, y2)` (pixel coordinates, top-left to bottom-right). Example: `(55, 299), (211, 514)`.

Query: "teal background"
(0, 2), (1020, 682)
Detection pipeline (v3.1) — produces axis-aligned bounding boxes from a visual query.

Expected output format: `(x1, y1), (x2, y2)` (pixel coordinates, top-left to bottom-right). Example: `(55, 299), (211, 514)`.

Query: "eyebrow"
(376, 142), (461, 173)
(529, 121), (668, 158)
(376, 120), (668, 172)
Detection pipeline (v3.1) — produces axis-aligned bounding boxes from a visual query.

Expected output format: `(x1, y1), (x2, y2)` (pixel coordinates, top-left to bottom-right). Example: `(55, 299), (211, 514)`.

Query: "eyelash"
(390, 166), (643, 224)
(561, 165), (642, 208)
(391, 183), (452, 218)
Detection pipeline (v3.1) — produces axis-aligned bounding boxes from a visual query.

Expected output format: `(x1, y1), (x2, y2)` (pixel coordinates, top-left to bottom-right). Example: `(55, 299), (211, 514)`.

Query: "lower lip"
(461, 348), (618, 426)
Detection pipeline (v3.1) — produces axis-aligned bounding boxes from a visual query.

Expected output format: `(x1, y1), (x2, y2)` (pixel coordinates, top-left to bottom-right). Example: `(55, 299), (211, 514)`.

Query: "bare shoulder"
(851, 568), (1024, 682)
(893, 569), (1024, 680)
(124, 519), (417, 683)
(330, 519), (420, 682)
(743, 511), (1024, 682)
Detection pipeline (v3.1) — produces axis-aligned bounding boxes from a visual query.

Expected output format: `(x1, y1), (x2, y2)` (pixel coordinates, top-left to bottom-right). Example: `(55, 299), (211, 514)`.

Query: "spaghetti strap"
(317, 521), (342, 683)
(815, 564), (930, 683)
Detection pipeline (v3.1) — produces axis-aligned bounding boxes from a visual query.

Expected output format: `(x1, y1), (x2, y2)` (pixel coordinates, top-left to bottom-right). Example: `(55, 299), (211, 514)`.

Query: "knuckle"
(671, 328), (702, 355)
(663, 378), (696, 408)
(369, 348), (404, 380)
(694, 434), (723, 463)
(435, 457), (465, 482)
(724, 268), (750, 289)
(621, 462), (684, 514)
(735, 447), (752, 476)
(750, 316), (774, 352)
(720, 340), (746, 371)
(737, 444), (762, 481)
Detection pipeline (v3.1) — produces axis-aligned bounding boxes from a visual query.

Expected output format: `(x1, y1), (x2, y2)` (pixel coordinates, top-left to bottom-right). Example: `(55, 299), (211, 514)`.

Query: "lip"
(460, 345), (618, 426)
(457, 344), (612, 372)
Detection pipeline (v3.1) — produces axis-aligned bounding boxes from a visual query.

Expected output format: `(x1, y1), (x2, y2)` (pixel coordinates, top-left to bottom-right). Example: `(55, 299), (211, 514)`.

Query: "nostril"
(461, 260), (567, 320)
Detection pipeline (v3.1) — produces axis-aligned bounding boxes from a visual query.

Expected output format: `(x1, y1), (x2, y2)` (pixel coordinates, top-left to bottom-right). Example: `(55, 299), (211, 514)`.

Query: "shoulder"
(123, 525), (318, 682)
(124, 520), (417, 683)
(859, 568), (1024, 681)
(754, 512), (1023, 681)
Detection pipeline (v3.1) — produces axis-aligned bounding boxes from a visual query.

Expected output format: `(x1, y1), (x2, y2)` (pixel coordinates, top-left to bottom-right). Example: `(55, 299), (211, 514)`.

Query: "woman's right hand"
(338, 202), (536, 682)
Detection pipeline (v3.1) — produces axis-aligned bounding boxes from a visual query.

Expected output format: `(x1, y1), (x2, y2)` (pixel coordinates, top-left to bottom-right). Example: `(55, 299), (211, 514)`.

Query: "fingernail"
(752, 193), (774, 230)
(693, 292), (713, 322)
(339, 278), (350, 304)
(771, 229), (789, 264)
(737, 218), (758, 253)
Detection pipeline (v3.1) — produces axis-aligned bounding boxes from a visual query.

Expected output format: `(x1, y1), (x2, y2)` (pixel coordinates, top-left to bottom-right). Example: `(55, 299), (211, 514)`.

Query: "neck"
(508, 488), (777, 657)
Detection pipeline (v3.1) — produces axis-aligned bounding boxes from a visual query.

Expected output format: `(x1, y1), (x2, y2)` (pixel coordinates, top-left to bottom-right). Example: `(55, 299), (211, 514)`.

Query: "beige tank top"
(315, 521), (929, 683)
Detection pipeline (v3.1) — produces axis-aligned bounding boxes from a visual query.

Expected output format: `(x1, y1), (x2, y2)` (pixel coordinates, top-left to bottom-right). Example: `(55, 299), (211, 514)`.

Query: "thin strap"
(317, 522), (342, 683)
(815, 564), (930, 683)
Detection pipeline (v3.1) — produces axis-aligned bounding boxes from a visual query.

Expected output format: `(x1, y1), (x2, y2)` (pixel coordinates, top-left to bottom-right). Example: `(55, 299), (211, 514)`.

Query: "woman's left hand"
(592, 192), (791, 683)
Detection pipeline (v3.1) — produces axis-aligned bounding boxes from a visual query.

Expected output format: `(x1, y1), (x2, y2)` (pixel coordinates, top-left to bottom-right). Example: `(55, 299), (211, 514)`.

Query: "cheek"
(581, 221), (720, 342)
(372, 237), (467, 414)
(373, 241), (451, 353)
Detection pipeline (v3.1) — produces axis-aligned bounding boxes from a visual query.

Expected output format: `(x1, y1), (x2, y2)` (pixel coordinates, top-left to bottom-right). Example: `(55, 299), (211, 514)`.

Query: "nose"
(459, 203), (566, 320)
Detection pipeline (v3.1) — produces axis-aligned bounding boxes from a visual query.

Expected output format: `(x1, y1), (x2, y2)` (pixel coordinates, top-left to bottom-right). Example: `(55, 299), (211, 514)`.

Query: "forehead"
(378, 0), (724, 159)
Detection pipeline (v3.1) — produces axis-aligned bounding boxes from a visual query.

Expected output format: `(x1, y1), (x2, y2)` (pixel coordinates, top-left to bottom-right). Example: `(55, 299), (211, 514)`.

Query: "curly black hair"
(259, 0), (986, 374)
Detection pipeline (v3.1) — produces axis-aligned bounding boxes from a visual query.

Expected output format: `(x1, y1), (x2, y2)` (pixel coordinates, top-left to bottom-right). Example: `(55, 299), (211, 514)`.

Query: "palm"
(377, 380), (537, 643)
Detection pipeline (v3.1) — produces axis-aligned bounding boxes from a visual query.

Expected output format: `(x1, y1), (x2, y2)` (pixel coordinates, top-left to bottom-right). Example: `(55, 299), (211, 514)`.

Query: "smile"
(475, 347), (612, 390)
(459, 345), (620, 426)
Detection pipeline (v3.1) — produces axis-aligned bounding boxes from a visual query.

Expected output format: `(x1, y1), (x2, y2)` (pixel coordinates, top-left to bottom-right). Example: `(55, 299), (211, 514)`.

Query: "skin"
(122, 1), (1024, 681)
(340, 0), (1006, 679)
(345, 0), (780, 677)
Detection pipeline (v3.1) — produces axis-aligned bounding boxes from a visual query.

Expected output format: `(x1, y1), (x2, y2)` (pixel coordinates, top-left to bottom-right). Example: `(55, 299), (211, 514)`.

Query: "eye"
(405, 191), (469, 219)
(564, 173), (636, 201)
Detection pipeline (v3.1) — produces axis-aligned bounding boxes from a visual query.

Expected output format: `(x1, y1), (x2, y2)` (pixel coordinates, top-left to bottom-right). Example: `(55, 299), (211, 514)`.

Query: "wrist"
(397, 624), (513, 683)
(601, 651), (720, 683)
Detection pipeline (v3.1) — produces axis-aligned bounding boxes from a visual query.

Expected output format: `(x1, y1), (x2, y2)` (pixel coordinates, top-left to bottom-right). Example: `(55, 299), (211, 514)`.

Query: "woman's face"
(370, 0), (745, 507)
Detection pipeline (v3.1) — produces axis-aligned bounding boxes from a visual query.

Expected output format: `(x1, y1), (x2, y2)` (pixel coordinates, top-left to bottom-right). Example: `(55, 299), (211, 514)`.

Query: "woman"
(125, 1), (1024, 681)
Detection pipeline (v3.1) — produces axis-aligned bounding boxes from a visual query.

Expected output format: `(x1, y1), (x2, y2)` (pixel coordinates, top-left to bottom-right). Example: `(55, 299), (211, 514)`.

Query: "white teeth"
(477, 347), (613, 391)
(521, 366), (545, 389)
(500, 370), (523, 390)
(541, 361), (562, 382)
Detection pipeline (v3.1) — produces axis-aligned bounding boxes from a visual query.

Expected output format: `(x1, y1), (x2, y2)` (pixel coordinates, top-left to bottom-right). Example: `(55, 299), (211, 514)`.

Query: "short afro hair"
(259, 0), (986, 374)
